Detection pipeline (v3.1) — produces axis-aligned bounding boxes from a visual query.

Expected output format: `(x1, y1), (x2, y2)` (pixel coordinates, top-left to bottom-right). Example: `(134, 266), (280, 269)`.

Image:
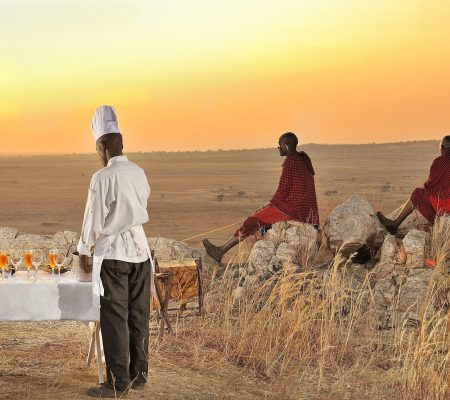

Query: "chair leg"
(196, 258), (204, 316)
(154, 275), (173, 337)
(159, 272), (173, 336)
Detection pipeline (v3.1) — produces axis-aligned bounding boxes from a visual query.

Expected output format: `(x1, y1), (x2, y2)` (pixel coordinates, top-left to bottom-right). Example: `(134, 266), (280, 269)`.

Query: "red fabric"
(410, 188), (437, 224)
(410, 153), (450, 223)
(234, 206), (291, 238)
(430, 196), (450, 215)
(269, 151), (319, 225)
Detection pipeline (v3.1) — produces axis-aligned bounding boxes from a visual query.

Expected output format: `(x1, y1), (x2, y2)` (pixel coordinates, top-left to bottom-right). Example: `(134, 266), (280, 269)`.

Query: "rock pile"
(1, 195), (445, 329)
(0, 228), (80, 268)
(237, 196), (446, 328)
(239, 221), (319, 288)
(371, 229), (434, 328)
(0, 229), (218, 272)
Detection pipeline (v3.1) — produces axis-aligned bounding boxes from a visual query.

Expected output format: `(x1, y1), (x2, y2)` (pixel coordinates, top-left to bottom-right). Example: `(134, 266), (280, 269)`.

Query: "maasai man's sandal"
(202, 239), (223, 262)
(376, 212), (398, 235)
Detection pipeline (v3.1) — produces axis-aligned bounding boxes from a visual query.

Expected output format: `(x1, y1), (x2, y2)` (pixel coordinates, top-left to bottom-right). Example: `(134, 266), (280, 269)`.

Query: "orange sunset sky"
(1, 0), (449, 154)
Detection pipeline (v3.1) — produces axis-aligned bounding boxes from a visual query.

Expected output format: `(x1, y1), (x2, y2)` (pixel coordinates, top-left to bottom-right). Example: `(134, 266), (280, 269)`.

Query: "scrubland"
(0, 141), (448, 399)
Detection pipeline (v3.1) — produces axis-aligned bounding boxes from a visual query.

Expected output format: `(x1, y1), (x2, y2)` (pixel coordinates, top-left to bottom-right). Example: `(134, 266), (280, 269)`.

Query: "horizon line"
(0, 139), (440, 157)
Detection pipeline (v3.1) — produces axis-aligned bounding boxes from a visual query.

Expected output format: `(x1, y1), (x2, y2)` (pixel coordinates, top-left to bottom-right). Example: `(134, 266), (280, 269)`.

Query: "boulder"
(372, 278), (397, 329)
(12, 234), (46, 256)
(323, 196), (386, 251)
(394, 268), (434, 324)
(240, 221), (319, 288)
(0, 239), (13, 252)
(275, 242), (300, 265)
(372, 234), (405, 280)
(148, 237), (200, 260)
(148, 237), (218, 271)
(266, 221), (319, 264)
(63, 231), (80, 246)
(247, 239), (277, 276)
(403, 229), (430, 269)
(0, 227), (18, 240)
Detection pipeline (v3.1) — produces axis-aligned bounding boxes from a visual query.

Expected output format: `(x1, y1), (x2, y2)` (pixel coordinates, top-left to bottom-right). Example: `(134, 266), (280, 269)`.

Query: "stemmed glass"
(55, 253), (67, 281)
(48, 249), (57, 280)
(23, 249), (34, 281)
(31, 253), (43, 282)
(10, 255), (22, 277)
(0, 251), (11, 279)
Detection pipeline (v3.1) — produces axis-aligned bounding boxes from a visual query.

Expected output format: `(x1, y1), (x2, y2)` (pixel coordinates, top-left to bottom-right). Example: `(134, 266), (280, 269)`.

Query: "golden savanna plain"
(0, 140), (447, 399)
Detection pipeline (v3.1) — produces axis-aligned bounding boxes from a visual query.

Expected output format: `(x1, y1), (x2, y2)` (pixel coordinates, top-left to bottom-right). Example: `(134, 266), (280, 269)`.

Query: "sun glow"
(1, 1), (449, 153)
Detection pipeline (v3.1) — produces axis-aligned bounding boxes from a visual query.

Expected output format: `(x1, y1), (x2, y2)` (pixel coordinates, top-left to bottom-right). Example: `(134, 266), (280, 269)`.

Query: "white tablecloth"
(0, 271), (100, 321)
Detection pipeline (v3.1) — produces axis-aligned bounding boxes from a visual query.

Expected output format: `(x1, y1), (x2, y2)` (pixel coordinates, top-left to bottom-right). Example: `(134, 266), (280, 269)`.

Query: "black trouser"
(100, 258), (151, 390)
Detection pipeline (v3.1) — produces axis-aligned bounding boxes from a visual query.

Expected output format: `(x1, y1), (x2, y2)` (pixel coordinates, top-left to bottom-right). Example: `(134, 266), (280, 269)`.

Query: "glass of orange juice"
(23, 250), (33, 280)
(48, 249), (57, 280)
(0, 251), (10, 279)
(0, 251), (7, 268)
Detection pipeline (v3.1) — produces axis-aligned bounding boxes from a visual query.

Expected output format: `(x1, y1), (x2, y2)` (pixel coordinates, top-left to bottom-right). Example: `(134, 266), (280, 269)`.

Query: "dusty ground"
(0, 141), (442, 399)
(0, 321), (276, 400)
(0, 141), (440, 244)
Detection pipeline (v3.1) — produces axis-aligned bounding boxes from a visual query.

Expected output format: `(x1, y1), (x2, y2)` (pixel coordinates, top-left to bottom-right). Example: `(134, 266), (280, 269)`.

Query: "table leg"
(86, 322), (96, 366)
(94, 322), (104, 384)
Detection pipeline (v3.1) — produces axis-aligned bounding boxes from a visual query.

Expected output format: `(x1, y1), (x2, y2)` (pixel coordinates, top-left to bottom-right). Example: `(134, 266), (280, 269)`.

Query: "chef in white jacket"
(78, 105), (152, 398)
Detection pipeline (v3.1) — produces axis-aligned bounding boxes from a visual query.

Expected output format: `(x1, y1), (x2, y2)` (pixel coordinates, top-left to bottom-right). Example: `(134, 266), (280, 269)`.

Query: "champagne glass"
(31, 253), (43, 282)
(23, 249), (33, 280)
(10, 255), (22, 276)
(48, 249), (57, 280)
(0, 251), (9, 279)
(55, 253), (67, 281)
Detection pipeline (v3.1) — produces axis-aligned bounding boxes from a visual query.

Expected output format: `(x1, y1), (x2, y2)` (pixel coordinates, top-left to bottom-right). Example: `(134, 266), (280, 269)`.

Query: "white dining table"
(0, 270), (104, 383)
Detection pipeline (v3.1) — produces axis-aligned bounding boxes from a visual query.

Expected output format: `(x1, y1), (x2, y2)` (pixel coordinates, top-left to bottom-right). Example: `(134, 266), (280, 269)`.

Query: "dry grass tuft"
(166, 217), (450, 399)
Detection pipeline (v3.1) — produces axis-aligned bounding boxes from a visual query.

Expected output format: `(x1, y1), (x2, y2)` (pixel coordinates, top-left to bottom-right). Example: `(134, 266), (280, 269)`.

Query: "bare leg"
(202, 236), (239, 262)
(392, 199), (415, 226)
(377, 199), (414, 234)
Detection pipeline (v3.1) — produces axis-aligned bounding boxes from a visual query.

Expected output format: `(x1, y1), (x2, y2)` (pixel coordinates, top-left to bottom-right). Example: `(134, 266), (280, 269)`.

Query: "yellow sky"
(1, 0), (449, 153)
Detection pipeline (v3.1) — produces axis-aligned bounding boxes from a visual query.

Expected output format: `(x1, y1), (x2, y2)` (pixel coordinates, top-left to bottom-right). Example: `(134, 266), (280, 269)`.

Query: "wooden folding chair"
(152, 256), (204, 337)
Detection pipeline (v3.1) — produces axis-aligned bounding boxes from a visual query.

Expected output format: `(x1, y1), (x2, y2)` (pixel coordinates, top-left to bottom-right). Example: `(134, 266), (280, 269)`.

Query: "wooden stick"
(86, 321), (96, 366)
(94, 322), (104, 384)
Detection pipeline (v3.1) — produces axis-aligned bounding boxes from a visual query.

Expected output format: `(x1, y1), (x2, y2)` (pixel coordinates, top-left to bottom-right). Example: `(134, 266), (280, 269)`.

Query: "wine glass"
(10, 255), (22, 277)
(55, 253), (67, 281)
(0, 251), (10, 279)
(31, 253), (43, 282)
(48, 249), (57, 280)
(23, 249), (33, 280)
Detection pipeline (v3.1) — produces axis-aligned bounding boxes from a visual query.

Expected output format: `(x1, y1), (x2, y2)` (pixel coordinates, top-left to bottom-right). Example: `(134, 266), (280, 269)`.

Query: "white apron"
(92, 227), (155, 308)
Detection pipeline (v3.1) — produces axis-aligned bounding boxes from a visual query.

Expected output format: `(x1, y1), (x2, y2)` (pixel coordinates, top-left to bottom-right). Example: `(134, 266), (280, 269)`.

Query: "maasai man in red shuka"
(377, 135), (450, 234)
(202, 132), (320, 262)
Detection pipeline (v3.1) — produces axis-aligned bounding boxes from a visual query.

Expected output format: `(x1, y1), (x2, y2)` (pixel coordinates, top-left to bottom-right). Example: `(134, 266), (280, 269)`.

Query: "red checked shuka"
(410, 152), (450, 223)
(235, 151), (319, 238)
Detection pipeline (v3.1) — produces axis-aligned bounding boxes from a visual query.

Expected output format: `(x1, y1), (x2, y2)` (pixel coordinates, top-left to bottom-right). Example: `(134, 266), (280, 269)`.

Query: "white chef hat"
(90, 105), (120, 141)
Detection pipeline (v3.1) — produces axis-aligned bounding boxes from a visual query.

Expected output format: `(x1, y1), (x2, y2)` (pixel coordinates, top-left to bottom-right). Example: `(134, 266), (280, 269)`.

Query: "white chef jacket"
(77, 155), (151, 263)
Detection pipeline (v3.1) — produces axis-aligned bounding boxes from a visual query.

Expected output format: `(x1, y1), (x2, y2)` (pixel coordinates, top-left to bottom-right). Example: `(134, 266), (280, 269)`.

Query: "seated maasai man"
(202, 132), (320, 262)
(377, 135), (450, 234)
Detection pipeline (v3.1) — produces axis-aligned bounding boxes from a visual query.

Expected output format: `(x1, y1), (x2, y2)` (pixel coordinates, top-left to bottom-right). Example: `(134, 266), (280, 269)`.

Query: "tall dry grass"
(163, 217), (450, 399)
